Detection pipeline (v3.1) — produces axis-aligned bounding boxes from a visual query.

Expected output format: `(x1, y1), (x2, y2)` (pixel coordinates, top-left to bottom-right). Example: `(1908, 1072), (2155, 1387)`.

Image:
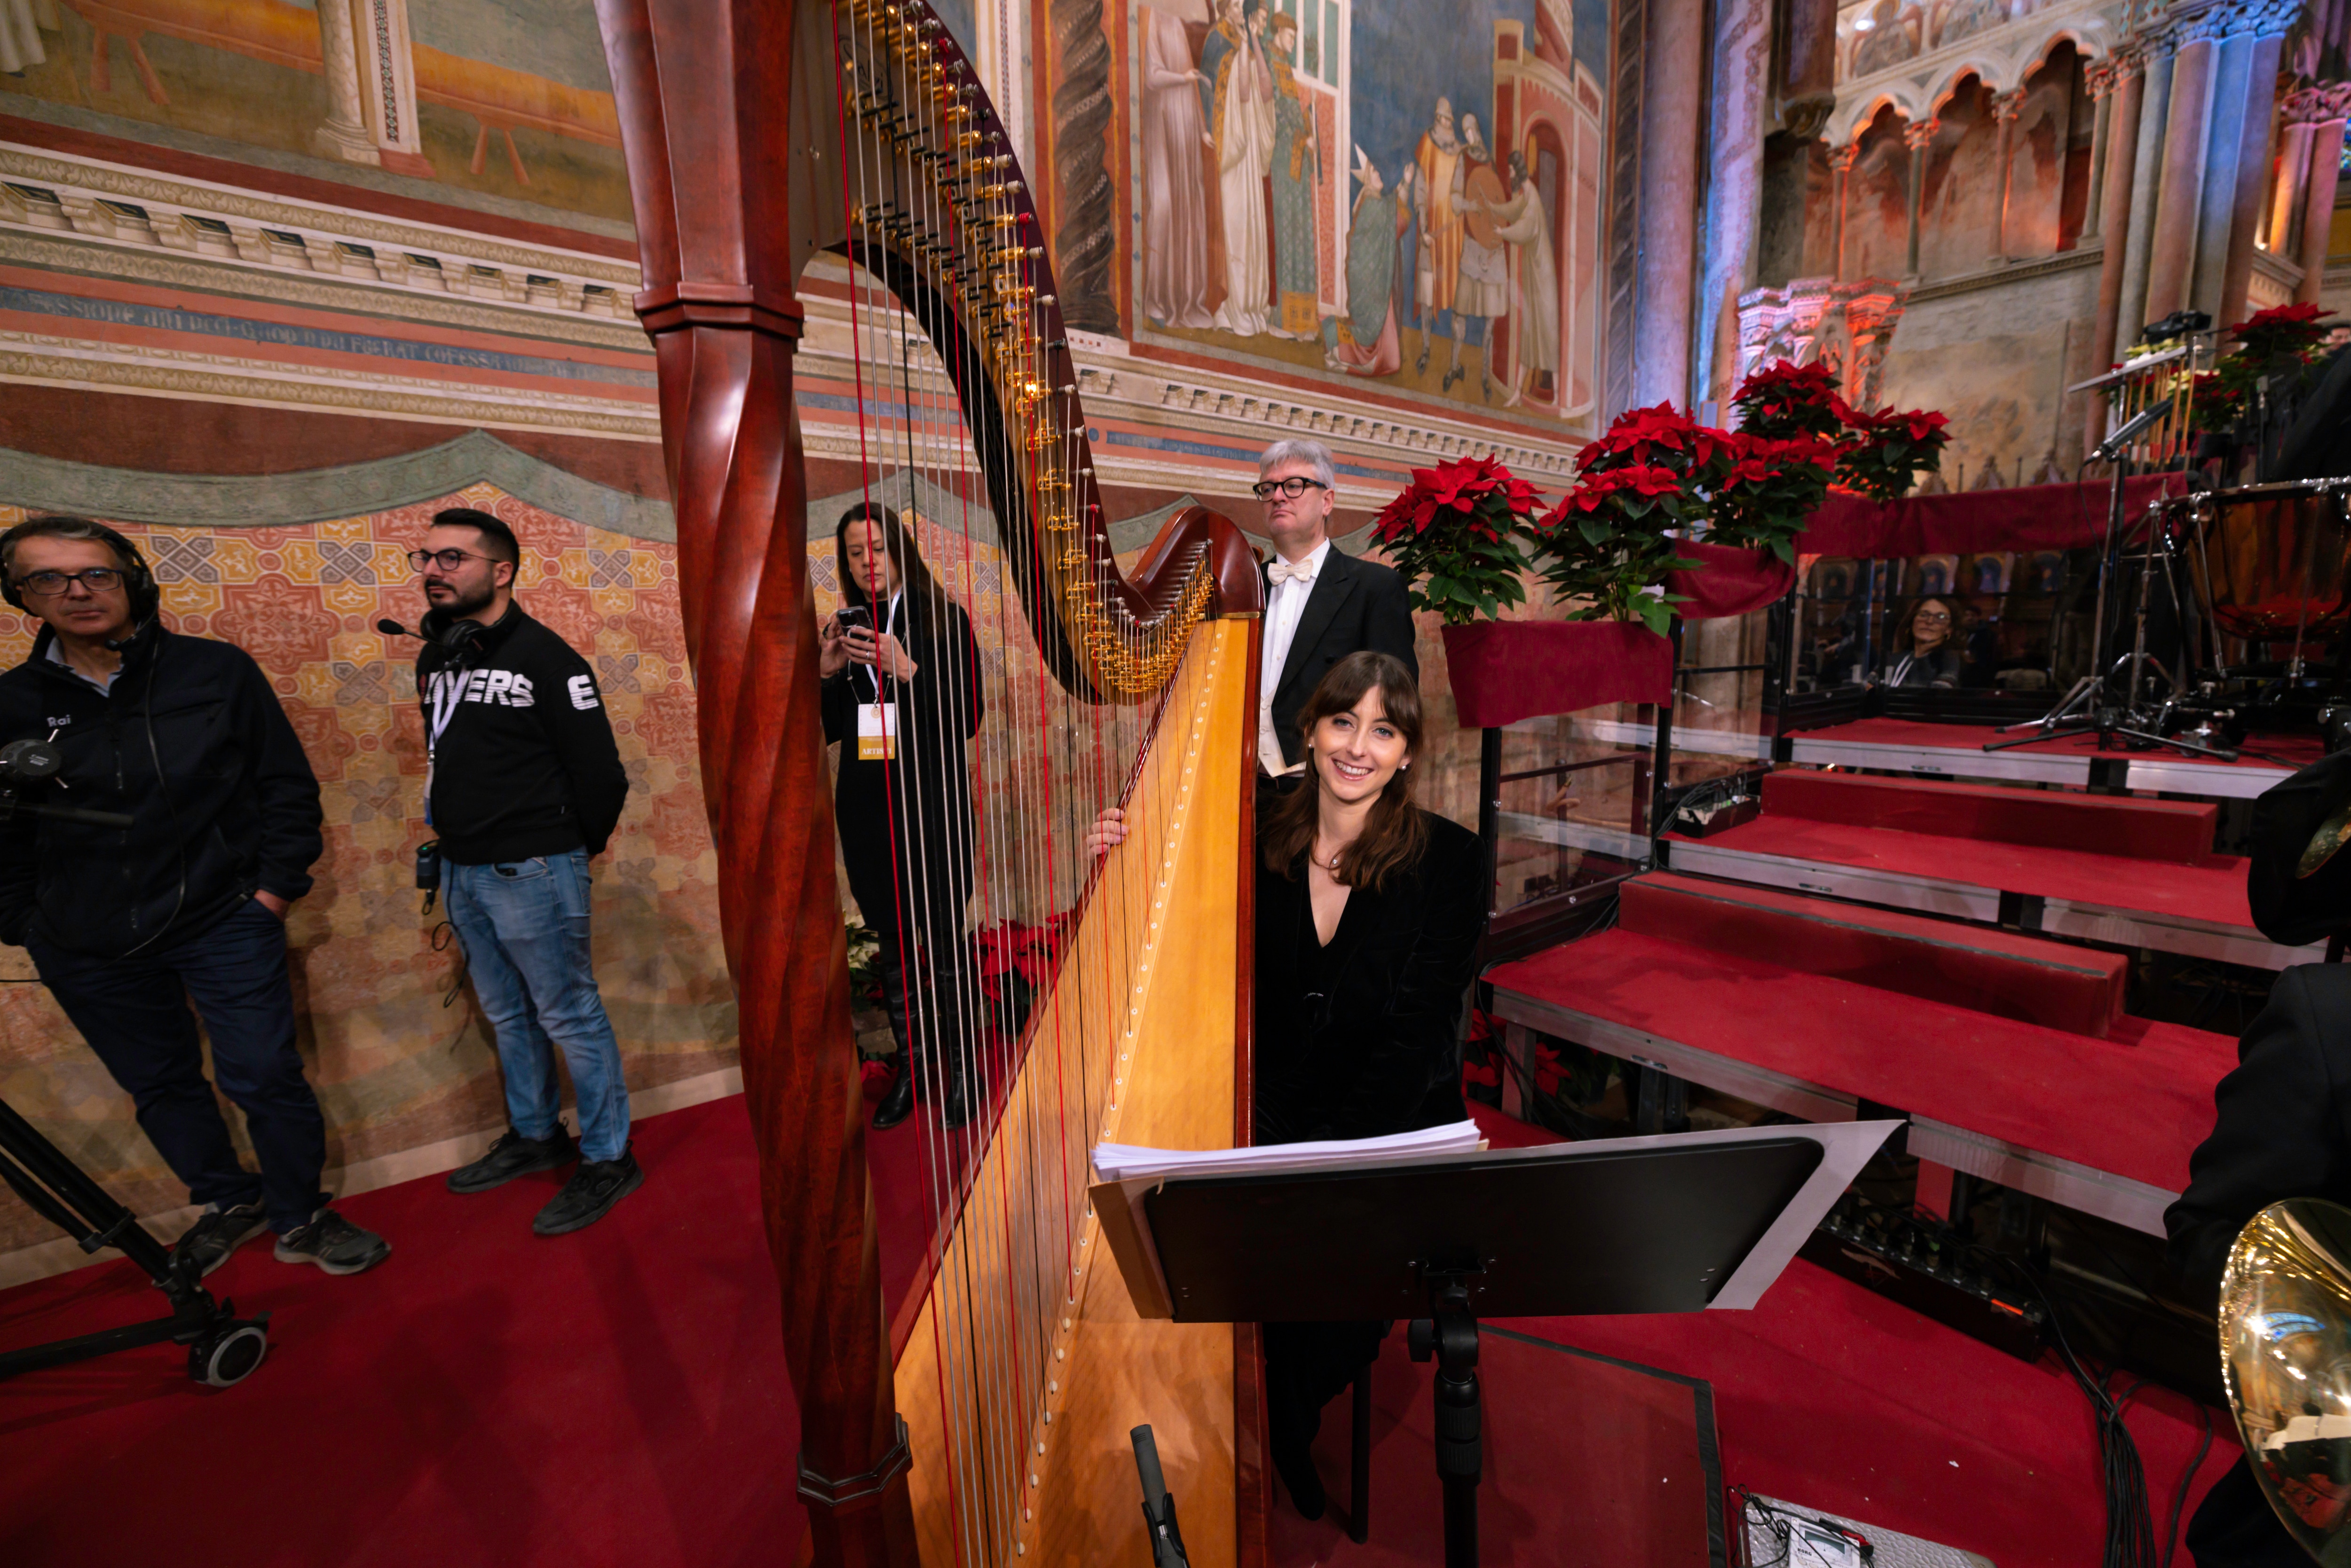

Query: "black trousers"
(843, 823), (972, 1075)
(1264, 1320), (1386, 1459)
(27, 900), (329, 1235)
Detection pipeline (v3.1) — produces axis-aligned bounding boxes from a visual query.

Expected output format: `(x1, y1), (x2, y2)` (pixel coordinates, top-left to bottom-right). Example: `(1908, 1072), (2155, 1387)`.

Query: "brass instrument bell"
(2220, 1198), (2351, 1560)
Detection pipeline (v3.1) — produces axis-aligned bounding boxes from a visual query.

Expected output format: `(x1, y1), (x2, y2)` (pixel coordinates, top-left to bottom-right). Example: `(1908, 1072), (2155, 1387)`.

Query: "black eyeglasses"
(13, 567), (123, 596)
(408, 548), (497, 573)
(1251, 477), (1330, 501)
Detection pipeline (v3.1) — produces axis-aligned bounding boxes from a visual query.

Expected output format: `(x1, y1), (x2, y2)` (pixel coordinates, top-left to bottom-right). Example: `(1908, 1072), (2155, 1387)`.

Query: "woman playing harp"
(1091, 650), (1489, 1519)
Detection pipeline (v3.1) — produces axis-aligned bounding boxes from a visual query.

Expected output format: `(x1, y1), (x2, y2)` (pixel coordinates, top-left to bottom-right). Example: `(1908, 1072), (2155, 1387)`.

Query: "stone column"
(2116, 45), (2173, 348)
(1634, 0), (1708, 407)
(311, 0), (377, 165)
(2142, 19), (2216, 323)
(1990, 88), (2027, 263)
(1903, 118), (1938, 276)
(2272, 114), (2318, 254)
(2209, 23), (2288, 326)
(346, 0), (434, 179)
(1831, 141), (1859, 281)
(2300, 95), (2350, 303)
(2083, 61), (2118, 241)
(2087, 50), (2146, 456)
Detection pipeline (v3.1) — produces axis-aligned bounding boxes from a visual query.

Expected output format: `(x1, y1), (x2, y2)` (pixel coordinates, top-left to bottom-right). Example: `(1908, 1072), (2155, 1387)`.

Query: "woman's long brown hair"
(1262, 651), (1429, 892)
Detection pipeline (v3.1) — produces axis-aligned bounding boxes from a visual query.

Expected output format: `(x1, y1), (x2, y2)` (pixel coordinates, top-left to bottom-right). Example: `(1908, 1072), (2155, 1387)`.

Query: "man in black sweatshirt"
(0, 516), (389, 1277)
(412, 508), (637, 1236)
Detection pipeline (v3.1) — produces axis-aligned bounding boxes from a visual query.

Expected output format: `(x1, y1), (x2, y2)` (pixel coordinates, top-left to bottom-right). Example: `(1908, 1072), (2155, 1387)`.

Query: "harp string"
(830, 3), (1227, 1554)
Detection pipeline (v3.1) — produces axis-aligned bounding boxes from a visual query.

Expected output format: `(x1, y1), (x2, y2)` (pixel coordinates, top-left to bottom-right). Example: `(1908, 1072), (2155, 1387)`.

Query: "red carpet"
(1, 1095), (2243, 1568)
(0, 1096), (804, 1568)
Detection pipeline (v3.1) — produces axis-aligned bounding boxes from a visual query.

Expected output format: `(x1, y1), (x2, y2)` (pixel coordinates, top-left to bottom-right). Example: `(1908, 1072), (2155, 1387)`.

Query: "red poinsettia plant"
(2193, 303), (2339, 436)
(1837, 404), (1952, 503)
(1370, 453), (1539, 625)
(1730, 359), (1852, 441)
(1526, 410), (1706, 635)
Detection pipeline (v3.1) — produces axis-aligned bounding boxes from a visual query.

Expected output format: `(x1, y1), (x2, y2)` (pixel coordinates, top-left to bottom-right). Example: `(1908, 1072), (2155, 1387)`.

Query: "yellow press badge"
(857, 701), (898, 762)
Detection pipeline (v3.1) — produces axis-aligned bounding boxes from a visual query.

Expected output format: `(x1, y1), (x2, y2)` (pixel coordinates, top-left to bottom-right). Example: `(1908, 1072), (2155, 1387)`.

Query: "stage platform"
(0, 1092), (2238, 1567)
(1668, 770), (2322, 970)
(1781, 717), (2321, 798)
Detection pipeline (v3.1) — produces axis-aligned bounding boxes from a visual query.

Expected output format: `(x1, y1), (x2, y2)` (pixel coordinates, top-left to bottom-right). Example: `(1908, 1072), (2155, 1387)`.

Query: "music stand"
(1094, 1121), (1896, 1568)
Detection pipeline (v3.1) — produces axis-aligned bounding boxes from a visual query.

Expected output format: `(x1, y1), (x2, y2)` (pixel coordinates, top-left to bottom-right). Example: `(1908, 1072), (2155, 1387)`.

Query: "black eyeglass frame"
(12, 567), (126, 597)
(406, 548), (502, 573)
(1250, 476), (1332, 501)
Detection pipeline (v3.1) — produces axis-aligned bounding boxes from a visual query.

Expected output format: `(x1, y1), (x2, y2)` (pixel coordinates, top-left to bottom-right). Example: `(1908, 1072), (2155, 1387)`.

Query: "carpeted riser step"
(1763, 770), (2219, 865)
(1620, 875), (2127, 1038)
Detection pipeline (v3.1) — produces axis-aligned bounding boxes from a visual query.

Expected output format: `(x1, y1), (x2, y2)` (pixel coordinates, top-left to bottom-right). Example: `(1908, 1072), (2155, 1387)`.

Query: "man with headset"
(0, 516), (389, 1276)
(413, 508), (637, 1236)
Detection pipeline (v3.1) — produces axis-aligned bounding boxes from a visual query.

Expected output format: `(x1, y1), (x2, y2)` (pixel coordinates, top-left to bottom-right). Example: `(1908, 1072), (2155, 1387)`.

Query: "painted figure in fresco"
(1326, 149), (1411, 378)
(1412, 97), (1465, 374)
(1140, 4), (1215, 329)
(1267, 10), (1321, 341)
(1851, 0), (1921, 74)
(1482, 150), (1561, 408)
(1210, 0), (1278, 337)
(1447, 114), (1510, 400)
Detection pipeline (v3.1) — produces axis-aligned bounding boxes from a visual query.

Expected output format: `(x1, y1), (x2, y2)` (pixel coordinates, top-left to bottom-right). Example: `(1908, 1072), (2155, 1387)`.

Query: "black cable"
(2159, 1400), (2213, 1568)
(1973, 1247), (2161, 1567)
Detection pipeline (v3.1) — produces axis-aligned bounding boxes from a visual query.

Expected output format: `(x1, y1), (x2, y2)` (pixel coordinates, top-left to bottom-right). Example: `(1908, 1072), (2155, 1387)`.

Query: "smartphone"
(836, 605), (872, 633)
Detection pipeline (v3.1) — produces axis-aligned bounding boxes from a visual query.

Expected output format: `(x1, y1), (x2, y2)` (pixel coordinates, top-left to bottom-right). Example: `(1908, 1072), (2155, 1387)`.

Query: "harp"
(594, 1), (1268, 1563)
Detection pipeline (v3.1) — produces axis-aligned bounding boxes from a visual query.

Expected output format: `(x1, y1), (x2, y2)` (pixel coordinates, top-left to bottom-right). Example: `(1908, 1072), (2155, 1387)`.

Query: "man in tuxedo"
(1254, 438), (1420, 775)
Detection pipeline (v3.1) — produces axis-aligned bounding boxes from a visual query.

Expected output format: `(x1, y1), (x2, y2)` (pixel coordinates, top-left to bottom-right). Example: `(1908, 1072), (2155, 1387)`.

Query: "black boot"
(872, 1063), (915, 1130)
(872, 945), (920, 1131)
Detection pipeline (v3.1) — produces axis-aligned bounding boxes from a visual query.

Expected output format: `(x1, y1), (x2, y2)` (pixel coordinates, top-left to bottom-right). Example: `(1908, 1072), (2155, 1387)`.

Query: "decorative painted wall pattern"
(0, 485), (732, 1255)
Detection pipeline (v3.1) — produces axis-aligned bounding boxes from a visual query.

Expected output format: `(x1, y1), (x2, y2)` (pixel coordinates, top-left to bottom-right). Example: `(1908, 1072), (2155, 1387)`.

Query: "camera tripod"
(0, 1097), (270, 1386)
(0, 738), (270, 1387)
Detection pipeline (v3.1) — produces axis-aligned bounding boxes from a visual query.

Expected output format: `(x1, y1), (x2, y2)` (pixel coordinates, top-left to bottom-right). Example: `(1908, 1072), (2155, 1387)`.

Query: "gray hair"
(1258, 438), (1336, 490)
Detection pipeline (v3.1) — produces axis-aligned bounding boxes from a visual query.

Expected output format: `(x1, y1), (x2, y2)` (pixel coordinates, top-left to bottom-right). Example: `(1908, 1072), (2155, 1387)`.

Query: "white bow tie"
(1268, 558), (1317, 587)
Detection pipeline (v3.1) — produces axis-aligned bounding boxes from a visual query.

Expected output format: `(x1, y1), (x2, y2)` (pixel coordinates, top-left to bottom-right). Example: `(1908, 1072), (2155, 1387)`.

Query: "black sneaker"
(532, 1147), (644, 1237)
(174, 1201), (269, 1279)
(274, 1208), (390, 1275)
(447, 1124), (577, 1194)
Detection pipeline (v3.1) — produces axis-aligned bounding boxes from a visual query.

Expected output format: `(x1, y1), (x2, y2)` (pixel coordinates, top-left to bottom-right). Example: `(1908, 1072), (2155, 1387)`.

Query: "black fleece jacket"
(416, 604), (627, 865)
(0, 621), (323, 957)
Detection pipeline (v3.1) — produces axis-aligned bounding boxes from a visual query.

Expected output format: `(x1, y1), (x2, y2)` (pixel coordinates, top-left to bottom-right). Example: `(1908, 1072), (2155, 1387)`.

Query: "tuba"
(594, 0), (1268, 1562)
(2218, 1198), (2351, 1560)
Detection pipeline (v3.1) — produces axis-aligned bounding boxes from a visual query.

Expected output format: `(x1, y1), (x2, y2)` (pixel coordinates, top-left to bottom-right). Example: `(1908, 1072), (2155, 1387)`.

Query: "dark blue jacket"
(0, 621), (322, 956)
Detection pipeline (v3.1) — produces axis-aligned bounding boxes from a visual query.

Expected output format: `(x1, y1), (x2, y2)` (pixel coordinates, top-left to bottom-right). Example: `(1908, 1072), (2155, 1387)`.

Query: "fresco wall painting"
(1126, 0), (1607, 429)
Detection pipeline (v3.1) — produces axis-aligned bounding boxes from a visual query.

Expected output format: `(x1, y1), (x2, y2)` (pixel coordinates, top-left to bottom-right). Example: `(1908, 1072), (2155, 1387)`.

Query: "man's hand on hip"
(254, 890), (291, 919)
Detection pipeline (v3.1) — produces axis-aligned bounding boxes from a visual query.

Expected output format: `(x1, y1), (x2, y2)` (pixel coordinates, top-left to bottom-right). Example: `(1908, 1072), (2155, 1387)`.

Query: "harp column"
(595, 1), (916, 1564)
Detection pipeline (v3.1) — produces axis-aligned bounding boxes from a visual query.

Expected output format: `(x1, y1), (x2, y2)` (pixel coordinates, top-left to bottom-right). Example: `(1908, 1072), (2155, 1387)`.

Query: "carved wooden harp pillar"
(595, 2), (915, 1562)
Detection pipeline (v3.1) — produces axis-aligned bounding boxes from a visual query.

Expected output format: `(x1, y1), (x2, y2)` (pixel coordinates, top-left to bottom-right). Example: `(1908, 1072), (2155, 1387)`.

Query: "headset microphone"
(377, 618), (420, 638)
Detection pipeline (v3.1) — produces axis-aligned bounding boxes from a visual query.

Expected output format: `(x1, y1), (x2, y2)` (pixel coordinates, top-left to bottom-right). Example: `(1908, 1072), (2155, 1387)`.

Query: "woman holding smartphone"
(819, 503), (985, 1130)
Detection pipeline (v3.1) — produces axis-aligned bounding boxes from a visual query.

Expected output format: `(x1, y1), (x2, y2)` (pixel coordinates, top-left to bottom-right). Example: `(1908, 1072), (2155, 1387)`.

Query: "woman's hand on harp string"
(1085, 807), (1128, 859)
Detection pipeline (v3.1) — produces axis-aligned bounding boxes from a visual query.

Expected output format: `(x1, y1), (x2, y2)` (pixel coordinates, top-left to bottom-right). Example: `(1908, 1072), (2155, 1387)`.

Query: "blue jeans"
(28, 900), (330, 1235)
(442, 850), (631, 1162)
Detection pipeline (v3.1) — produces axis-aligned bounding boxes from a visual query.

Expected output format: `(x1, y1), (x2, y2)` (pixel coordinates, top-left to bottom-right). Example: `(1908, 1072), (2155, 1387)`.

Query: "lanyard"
(854, 594), (901, 704)
(426, 664), (470, 760)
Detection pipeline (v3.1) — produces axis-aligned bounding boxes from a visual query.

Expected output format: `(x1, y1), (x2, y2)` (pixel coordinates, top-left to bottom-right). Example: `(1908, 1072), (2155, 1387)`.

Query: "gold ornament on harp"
(836, 0), (1222, 702)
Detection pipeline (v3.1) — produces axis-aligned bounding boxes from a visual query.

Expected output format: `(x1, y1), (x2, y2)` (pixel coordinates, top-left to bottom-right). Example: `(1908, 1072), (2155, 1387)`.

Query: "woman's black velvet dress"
(1253, 807), (1486, 1482)
(819, 597), (983, 1059)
